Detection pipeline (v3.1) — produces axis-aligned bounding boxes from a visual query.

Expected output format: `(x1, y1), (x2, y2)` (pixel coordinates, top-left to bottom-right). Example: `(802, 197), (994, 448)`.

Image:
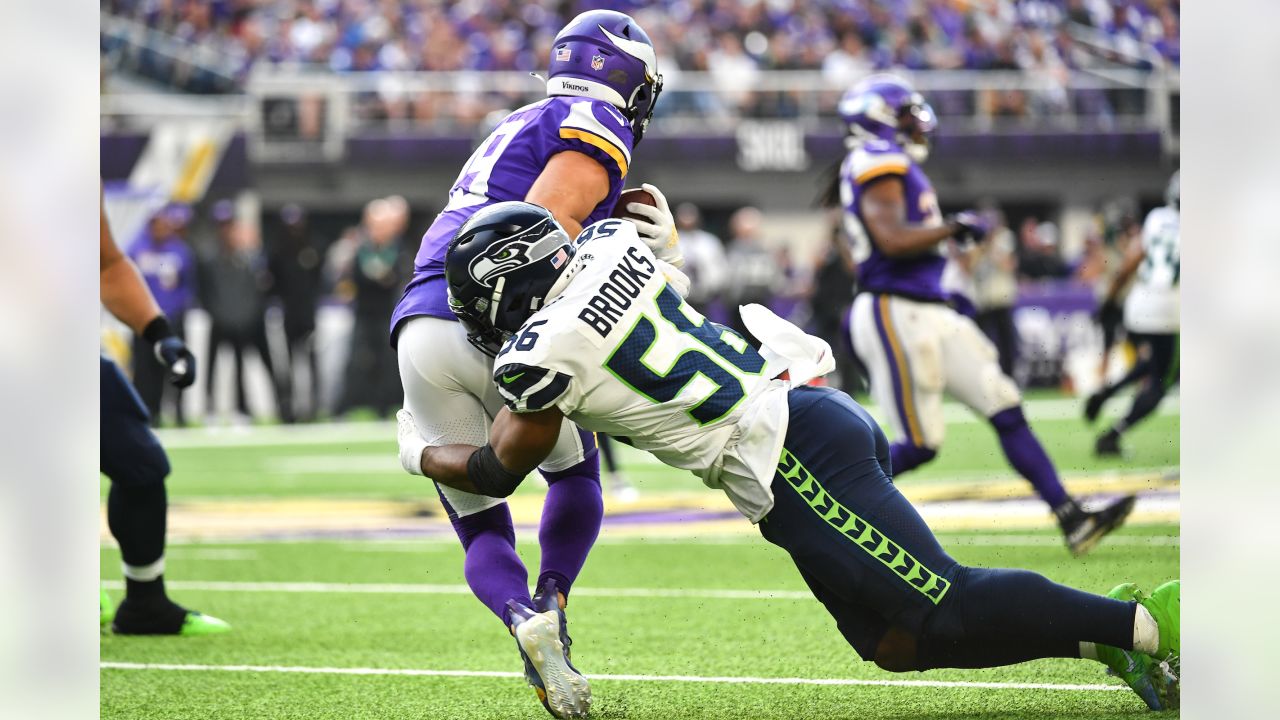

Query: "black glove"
(143, 316), (197, 388)
(948, 211), (990, 247)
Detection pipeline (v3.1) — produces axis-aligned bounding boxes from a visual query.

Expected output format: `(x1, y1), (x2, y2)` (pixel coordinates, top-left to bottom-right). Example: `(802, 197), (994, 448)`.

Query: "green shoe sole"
(179, 612), (232, 636)
(1096, 582), (1179, 711)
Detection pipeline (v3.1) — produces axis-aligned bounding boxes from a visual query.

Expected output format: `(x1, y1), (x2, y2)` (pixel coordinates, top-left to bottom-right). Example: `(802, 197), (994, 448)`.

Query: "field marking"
(139, 530), (1178, 549)
(154, 395), (1178, 449)
(99, 661), (1124, 692)
(99, 579), (816, 601)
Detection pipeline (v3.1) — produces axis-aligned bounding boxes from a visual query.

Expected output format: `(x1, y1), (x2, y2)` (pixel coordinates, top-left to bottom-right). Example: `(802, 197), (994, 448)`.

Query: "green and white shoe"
(1141, 580), (1180, 662)
(1095, 582), (1179, 711)
(179, 611), (232, 636)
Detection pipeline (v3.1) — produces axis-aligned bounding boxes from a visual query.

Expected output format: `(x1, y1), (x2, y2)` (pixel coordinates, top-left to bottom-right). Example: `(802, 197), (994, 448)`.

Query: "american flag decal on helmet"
(550, 247), (569, 269)
(556, 47), (572, 62)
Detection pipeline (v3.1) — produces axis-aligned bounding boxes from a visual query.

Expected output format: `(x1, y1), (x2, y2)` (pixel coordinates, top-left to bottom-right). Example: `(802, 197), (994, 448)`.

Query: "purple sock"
(443, 498), (532, 627)
(989, 407), (1070, 508)
(889, 442), (936, 476)
(537, 447), (603, 600)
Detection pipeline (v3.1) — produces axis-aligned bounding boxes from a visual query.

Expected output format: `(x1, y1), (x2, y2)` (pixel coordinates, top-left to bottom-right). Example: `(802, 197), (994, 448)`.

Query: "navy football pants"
(759, 386), (1136, 663)
(101, 356), (170, 568)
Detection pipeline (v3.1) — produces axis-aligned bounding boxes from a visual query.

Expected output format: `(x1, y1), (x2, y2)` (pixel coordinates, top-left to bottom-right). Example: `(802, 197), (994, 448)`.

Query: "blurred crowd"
(124, 195), (413, 425)
(104, 1), (1178, 123)
(122, 189), (1152, 424)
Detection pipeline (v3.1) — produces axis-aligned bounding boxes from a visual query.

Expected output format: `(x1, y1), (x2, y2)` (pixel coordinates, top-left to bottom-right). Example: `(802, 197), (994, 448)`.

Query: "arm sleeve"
(551, 100), (635, 185)
(494, 362), (574, 414)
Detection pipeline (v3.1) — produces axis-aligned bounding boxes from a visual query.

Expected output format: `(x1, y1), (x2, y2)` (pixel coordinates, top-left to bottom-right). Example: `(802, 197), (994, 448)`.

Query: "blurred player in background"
(387, 10), (671, 718)
(398, 203), (1181, 714)
(835, 76), (1134, 556)
(1086, 171), (1180, 455)
(127, 202), (197, 427)
(100, 189), (229, 635)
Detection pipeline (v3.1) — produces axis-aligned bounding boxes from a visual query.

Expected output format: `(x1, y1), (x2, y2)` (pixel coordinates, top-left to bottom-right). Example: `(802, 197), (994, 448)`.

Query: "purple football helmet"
(837, 74), (937, 163)
(547, 10), (663, 144)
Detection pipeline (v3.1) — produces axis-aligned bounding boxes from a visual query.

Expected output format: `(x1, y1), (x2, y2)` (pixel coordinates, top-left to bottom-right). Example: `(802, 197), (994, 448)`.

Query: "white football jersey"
(493, 219), (790, 521)
(1125, 205), (1180, 333)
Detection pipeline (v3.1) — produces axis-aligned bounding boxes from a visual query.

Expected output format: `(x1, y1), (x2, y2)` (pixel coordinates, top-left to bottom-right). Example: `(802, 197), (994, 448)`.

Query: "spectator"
(723, 206), (783, 340)
(674, 202), (728, 314)
(808, 217), (864, 394)
(199, 200), (288, 423)
(337, 197), (411, 418)
(1017, 217), (1071, 280)
(267, 204), (323, 422)
(972, 209), (1021, 376)
(127, 202), (197, 426)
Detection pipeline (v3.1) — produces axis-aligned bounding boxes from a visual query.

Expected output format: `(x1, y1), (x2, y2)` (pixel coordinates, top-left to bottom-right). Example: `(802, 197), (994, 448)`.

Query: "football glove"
(143, 316), (196, 388)
(625, 183), (684, 268)
(948, 211), (990, 247)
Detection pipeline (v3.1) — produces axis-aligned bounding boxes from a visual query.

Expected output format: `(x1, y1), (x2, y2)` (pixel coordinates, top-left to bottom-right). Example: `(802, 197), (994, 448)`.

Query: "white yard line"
(99, 579), (816, 600)
(138, 530), (1176, 549)
(154, 395), (1179, 449)
(99, 661), (1124, 692)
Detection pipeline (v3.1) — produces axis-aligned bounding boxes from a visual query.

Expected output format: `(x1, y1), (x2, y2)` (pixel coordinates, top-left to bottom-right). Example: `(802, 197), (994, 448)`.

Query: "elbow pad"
(466, 444), (526, 498)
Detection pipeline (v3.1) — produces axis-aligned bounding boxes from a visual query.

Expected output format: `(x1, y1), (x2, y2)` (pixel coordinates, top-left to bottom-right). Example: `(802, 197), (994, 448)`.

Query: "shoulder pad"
(493, 362), (572, 413)
(850, 147), (911, 185)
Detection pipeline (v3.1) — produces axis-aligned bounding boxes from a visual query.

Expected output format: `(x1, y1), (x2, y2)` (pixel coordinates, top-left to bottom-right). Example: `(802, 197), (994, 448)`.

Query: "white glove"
(658, 260), (691, 298)
(397, 409), (428, 476)
(625, 182), (684, 268)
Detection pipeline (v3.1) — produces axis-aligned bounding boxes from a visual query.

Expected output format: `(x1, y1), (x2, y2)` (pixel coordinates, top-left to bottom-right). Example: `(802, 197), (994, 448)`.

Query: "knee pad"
(106, 436), (170, 489)
(451, 503), (516, 552)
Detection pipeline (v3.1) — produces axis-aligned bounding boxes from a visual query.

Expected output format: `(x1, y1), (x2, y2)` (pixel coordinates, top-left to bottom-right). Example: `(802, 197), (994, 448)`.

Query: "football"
(611, 187), (657, 222)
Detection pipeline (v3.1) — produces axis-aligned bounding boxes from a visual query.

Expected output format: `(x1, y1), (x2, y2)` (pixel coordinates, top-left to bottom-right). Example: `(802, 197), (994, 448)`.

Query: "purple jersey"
(839, 140), (947, 302)
(390, 96), (635, 342)
(128, 230), (196, 319)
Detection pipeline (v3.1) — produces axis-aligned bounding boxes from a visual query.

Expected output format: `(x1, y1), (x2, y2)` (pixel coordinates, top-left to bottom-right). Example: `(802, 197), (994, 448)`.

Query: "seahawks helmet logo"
(468, 217), (570, 285)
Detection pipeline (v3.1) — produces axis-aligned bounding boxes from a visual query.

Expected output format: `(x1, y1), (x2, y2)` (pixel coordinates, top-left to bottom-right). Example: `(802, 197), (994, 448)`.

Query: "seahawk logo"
(468, 218), (570, 285)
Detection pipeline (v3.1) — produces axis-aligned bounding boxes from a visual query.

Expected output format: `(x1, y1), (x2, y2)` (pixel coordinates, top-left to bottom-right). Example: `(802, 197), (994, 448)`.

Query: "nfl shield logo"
(591, 54), (605, 70)
(555, 47), (571, 62)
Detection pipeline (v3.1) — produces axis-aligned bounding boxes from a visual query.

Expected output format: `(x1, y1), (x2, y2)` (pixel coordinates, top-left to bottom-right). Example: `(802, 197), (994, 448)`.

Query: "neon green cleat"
(100, 588), (115, 631)
(1095, 583), (1179, 711)
(1141, 580), (1180, 662)
(178, 611), (232, 636)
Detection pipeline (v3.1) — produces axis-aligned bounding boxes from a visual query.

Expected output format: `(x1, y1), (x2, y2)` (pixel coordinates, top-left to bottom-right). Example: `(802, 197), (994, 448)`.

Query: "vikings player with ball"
(388, 10), (679, 719)
(834, 76), (1136, 556)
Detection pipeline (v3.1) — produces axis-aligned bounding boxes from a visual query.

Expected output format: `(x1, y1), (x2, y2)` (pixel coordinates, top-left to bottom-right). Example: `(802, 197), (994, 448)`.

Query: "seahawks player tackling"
(398, 203), (1180, 714)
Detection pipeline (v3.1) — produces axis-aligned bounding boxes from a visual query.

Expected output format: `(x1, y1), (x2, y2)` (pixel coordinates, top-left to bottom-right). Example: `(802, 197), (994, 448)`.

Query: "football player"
(398, 203), (1180, 713)
(100, 190), (229, 635)
(387, 10), (672, 719)
(1086, 171), (1180, 455)
(834, 75), (1134, 555)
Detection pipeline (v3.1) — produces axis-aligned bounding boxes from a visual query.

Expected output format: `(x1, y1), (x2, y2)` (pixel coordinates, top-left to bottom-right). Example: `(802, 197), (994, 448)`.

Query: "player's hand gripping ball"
(614, 183), (684, 268)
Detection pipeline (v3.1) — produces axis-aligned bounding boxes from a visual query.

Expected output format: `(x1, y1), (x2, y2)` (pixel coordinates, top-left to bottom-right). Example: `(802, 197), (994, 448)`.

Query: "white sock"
(1079, 641), (1098, 661)
(122, 555), (165, 582)
(1133, 604), (1160, 655)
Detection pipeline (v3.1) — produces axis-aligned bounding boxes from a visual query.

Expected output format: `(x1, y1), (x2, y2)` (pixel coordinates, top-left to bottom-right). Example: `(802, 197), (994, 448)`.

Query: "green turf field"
(100, 395), (1179, 719)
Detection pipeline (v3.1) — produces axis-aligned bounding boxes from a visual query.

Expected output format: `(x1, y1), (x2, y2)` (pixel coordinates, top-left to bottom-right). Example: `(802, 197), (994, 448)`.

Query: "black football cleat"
(1084, 392), (1107, 424)
(1060, 495), (1137, 556)
(1095, 429), (1124, 457)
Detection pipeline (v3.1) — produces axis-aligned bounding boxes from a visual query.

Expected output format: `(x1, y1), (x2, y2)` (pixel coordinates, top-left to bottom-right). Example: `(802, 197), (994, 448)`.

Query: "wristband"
(142, 315), (175, 344)
(465, 444), (526, 498)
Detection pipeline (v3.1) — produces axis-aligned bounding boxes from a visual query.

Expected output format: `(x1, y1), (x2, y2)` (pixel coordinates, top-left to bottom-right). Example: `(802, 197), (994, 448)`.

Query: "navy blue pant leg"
(101, 357), (170, 568)
(759, 386), (963, 660)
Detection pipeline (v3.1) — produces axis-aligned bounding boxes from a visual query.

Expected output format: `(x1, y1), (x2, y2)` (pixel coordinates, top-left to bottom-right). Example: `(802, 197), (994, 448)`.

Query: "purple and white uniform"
(838, 138), (946, 303)
(844, 139), (1021, 453)
(390, 96), (634, 343)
